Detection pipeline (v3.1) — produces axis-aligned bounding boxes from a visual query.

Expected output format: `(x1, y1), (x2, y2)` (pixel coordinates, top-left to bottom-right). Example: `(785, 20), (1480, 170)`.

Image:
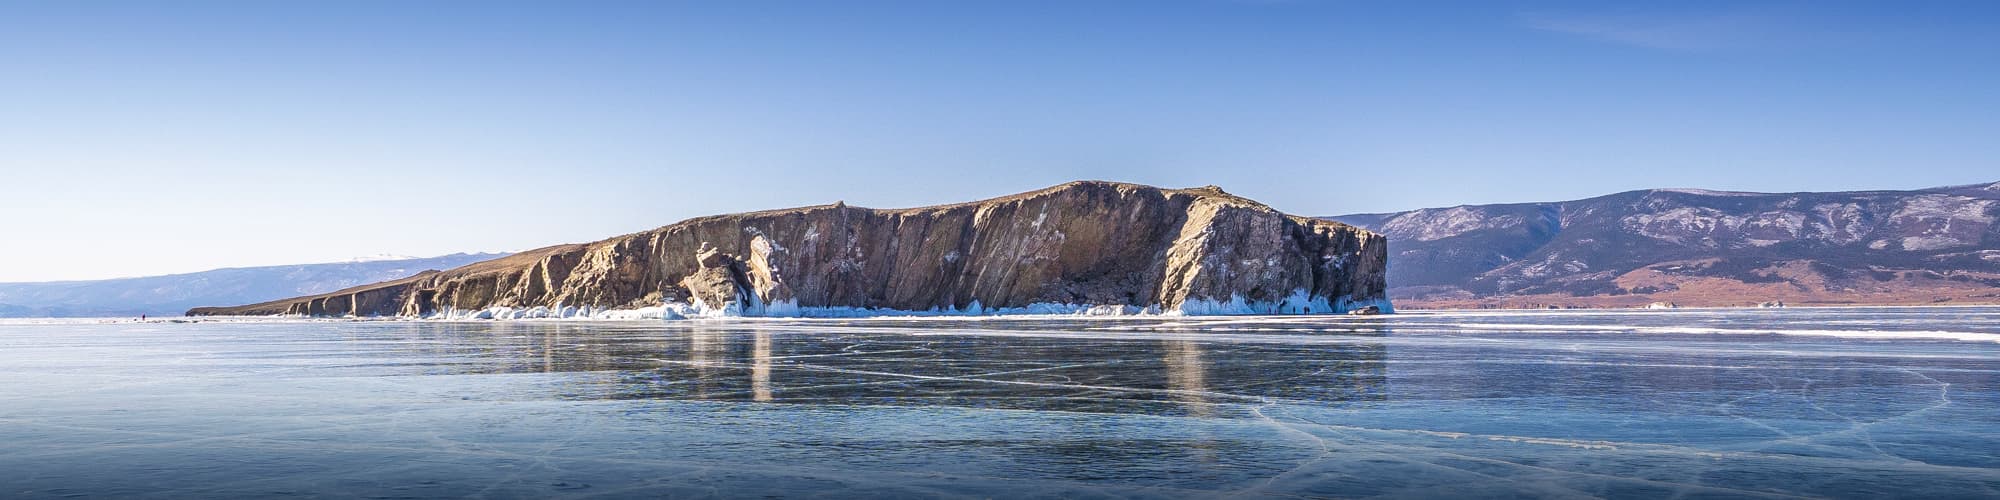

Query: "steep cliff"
(190, 181), (1389, 317)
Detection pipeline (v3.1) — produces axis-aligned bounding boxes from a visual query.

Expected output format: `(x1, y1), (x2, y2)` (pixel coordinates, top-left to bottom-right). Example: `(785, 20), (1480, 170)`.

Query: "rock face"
(1326, 181), (2000, 308)
(190, 181), (1389, 317)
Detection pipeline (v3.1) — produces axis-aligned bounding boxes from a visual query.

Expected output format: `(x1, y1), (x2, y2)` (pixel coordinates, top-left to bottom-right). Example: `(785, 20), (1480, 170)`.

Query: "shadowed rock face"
(190, 181), (1388, 317)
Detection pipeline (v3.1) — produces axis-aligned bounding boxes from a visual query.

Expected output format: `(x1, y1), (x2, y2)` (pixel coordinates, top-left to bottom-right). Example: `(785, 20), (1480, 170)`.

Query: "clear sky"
(2, 1), (1997, 282)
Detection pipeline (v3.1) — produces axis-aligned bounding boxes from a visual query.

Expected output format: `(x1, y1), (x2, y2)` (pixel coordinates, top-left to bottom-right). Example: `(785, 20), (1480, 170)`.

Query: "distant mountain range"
(0, 253), (509, 317)
(1328, 182), (2000, 308)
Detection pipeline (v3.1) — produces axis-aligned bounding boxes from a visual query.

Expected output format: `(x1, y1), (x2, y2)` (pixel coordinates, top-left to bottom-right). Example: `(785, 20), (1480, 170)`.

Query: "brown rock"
(189, 181), (1389, 317)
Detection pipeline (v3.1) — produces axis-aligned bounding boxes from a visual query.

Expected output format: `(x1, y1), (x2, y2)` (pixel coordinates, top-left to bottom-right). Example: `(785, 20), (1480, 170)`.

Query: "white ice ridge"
(420, 290), (1391, 321)
(1171, 289), (1395, 316)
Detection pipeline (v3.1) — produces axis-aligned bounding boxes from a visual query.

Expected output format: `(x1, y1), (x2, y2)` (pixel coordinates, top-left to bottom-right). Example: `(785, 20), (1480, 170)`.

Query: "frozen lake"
(4, 308), (1999, 498)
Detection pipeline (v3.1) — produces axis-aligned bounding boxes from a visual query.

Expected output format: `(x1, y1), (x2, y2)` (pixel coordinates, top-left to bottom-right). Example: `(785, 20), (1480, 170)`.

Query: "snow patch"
(1654, 188), (1759, 197)
(1380, 207), (1525, 242)
(1741, 211), (1805, 237)
(1901, 236), (1966, 251)
(1810, 203), (1871, 245)
(1510, 253), (1588, 279)
(1621, 207), (1738, 243)
(346, 253), (420, 263)
(1890, 195), (1996, 224)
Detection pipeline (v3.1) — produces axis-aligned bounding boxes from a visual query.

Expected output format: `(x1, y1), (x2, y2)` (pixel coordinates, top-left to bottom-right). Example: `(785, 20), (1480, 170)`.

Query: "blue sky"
(2, 1), (1996, 281)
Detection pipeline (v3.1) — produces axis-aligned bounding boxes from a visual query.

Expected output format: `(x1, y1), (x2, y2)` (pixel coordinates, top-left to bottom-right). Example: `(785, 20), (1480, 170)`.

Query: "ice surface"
(1452, 321), (2000, 343)
(3, 307), (1999, 498)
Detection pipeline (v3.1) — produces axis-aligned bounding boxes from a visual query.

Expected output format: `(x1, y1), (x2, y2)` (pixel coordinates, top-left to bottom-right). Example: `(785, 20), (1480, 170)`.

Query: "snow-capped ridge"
(1652, 188), (1762, 197)
(346, 253), (421, 263)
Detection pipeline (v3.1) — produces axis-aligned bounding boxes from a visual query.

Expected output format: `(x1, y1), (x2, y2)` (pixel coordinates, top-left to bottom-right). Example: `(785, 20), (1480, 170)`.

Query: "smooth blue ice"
(3, 308), (1999, 498)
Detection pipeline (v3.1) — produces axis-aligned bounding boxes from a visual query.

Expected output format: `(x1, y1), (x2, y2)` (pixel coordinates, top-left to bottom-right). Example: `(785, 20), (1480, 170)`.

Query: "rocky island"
(189, 181), (1390, 318)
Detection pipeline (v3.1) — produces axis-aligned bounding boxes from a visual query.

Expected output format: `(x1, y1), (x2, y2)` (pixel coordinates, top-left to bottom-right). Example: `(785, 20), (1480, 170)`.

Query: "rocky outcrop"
(190, 181), (1389, 317)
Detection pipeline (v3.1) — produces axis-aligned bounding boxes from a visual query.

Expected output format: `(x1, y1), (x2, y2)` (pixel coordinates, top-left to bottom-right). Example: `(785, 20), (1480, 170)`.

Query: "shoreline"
(5, 302), (2000, 324)
(1394, 301), (2000, 312)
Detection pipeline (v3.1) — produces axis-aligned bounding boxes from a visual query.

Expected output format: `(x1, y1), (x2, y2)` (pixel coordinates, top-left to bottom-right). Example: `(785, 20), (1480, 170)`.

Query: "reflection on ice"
(591, 320), (1387, 417)
(1, 307), (1998, 498)
(1163, 340), (1210, 417)
(752, 331), (773, 402)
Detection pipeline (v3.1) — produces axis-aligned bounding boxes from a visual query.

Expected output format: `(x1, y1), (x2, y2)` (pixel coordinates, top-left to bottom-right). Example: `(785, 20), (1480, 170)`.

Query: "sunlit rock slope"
(191, 181), (1388, 317)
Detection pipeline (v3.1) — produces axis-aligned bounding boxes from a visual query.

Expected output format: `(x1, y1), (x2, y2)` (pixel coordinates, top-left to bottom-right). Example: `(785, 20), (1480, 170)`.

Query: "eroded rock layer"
(190, 181), (1388, 317)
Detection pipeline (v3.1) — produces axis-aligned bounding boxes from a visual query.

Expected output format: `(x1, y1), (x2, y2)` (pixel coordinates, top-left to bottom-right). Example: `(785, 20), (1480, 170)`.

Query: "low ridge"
(1327, 181), (2000, 308)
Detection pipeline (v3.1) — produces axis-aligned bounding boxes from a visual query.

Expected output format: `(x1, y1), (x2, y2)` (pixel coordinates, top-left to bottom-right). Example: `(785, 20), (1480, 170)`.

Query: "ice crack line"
(647, 358), (1267, 402)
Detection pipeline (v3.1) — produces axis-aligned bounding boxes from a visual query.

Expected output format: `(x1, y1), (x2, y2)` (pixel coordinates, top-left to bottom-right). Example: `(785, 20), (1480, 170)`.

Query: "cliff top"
(486, 181), (1300, 274)
(693, 180), (1272, 219)
(596, 180), (1346, 251)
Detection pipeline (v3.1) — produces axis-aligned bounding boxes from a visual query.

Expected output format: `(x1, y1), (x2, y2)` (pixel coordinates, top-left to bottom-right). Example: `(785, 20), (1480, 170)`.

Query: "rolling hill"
(1327, 182), (2000, 308)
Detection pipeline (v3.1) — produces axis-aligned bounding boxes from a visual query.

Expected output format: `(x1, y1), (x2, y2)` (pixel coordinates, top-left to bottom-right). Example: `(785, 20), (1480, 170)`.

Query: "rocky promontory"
(190, 181), (1389, 318)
